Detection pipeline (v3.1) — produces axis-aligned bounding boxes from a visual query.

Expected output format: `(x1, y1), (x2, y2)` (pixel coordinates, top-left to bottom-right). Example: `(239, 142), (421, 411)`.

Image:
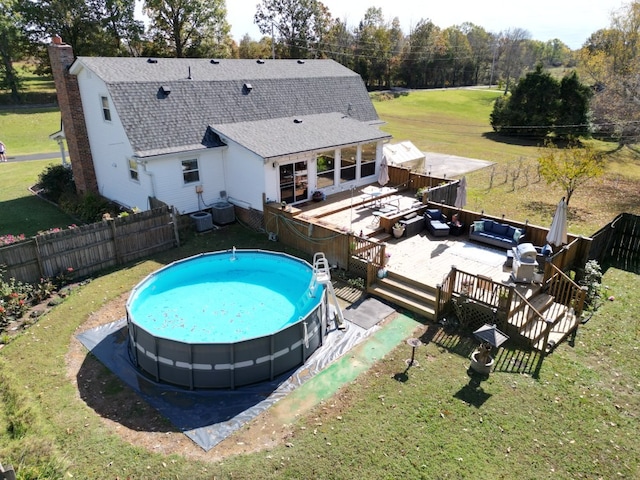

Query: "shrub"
(579, 259), (603, 311)
(38, 164), (75, 203)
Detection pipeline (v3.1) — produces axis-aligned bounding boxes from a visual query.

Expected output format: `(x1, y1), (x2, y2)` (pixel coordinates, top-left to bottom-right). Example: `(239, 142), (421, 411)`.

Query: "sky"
(227, 0), (626, 50)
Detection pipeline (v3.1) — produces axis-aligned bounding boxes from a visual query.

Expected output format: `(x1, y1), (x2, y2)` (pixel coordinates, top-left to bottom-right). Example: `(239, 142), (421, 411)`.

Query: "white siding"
(75, 66), (150, 209)
(222, 140), (267, 211)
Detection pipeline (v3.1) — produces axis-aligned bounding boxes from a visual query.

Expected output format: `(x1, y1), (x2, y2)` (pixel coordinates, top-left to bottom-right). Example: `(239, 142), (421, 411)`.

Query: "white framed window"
(361, 142), (377, 178)
(100, 96), (111, 121)
(182, 159), (200, 183)
(316, 151), (335, 189)
(128, 159), (139, 182)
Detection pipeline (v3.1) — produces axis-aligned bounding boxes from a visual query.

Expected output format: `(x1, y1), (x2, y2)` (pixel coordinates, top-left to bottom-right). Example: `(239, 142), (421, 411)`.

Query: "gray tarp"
(77, 317), (377, 451)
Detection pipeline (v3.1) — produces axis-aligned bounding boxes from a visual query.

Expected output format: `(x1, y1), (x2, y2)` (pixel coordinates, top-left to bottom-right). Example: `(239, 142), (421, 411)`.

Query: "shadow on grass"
(481, 131), (545, 148)
(454, 373), (492, 408)
(422, 322), (545, 378)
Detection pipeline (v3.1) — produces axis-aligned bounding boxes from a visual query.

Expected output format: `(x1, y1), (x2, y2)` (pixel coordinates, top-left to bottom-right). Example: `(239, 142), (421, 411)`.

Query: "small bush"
(579, 259), (603, 311)
(37, 164), (75, 203)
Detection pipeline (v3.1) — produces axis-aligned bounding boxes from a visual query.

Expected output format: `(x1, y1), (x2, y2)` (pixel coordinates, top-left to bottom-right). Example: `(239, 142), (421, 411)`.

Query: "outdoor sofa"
(469, 218), (525, 249)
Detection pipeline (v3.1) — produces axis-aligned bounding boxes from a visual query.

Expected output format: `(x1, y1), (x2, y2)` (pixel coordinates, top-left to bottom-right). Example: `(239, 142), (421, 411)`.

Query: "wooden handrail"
(545, 263), (587, 317)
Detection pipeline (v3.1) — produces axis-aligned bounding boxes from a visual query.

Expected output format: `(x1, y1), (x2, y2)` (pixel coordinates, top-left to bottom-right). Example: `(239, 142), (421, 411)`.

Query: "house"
(47, 37), (392, 218)
(383, 141), (426, 171)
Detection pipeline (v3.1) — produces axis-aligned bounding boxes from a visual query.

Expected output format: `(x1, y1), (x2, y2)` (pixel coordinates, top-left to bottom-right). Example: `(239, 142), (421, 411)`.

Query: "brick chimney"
(47, 37), (98, 195)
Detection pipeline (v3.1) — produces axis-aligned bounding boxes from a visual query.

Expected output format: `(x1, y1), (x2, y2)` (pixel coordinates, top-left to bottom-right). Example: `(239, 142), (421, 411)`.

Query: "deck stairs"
(368, 270), (437, 321)
(368, 271), (580, 351)
(507, 285), (580, 352)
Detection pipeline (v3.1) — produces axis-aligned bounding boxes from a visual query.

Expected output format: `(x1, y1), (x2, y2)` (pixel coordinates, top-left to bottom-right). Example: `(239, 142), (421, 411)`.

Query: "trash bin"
(190, 211), (213, 232)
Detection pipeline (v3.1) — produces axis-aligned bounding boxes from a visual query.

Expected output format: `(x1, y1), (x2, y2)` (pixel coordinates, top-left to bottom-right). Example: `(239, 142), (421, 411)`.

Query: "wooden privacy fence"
(0, 206), (179, 284)
(589, 213), (640, 274)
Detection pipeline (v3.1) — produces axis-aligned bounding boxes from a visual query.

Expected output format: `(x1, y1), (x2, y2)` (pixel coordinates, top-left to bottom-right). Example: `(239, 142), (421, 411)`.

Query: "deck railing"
(509, 289), (552, 350)
(544, 263), (587, 318)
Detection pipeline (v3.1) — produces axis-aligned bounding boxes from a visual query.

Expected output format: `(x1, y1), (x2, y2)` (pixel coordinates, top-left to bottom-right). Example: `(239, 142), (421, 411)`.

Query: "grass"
(0, 160), (78, 237)
(0, 88), (638, 478)
(0, 107), (64, 155)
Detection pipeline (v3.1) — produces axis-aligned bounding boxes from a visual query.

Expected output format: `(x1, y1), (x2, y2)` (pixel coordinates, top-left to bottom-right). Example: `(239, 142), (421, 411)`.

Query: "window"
(340, 146), (357, 183)
(182, 159), (200, 183)
(128, 159), (139, 181)
(101, 96), (111, 121)
(316, 151), (335, 189)
(361, 142), (377, 178)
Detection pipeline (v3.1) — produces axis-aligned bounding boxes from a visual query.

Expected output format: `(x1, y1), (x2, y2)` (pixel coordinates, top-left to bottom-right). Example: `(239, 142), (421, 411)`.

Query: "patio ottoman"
(429, 220), (450, 237)
(400, 214), (424, 237)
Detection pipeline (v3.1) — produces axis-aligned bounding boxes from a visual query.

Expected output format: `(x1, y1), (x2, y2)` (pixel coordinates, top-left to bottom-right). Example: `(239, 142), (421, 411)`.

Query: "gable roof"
(71, 57), (382, 158)
(212, 112), (391, 160)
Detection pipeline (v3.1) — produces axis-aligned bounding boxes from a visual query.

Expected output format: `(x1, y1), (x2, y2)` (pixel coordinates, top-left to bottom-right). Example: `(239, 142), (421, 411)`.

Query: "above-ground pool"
(126, 250), (327, 389)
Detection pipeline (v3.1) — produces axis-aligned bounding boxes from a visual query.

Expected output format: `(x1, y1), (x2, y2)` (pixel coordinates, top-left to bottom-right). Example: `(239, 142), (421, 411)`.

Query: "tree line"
(1, 0), (639, 146)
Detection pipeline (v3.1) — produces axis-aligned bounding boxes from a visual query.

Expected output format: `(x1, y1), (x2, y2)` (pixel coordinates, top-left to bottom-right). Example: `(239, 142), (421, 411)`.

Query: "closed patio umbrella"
(546, 197), (568, 247)
(454, 176), (467, 209)
(378, 156), (390, 186)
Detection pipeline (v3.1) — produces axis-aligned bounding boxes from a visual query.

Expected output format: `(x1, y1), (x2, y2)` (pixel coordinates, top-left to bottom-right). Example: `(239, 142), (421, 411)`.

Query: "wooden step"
(368, 284), (436, 320)
(368, 271), (437, 320)
(519, 302), (570, 349)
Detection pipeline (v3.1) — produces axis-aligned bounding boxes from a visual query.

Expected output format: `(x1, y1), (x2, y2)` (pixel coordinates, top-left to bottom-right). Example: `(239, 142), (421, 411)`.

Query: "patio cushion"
(426, 209), (442, 220)
(473, 220), (484, 232)
(483, 219), (494, 232)
(493, 223), (509, 236)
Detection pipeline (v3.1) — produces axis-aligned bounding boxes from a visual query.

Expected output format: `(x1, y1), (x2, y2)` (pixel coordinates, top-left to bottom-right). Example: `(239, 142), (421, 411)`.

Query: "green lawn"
(0, 107), (63, 155)
(0, 160), (77, 237)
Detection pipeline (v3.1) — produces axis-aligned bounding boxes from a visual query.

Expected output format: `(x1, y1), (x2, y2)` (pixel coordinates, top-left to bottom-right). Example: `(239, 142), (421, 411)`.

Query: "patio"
(297, 185), (514, 288)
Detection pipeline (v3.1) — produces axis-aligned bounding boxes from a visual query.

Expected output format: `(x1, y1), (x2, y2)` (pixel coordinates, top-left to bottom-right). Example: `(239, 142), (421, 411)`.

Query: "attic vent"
(210, 59), (220, 64)
(147, 58), (158, 64)
(293, 118), (303, 124)
(297, 59), (305, 64)
(243, 83), (253, 92)
(256, 59), (265, 64)
(160, 85), (171, 95)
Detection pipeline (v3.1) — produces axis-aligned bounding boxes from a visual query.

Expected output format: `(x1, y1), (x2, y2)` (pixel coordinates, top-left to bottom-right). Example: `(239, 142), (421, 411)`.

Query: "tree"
(490, 65), (592, 139)
(254, 0), (332, 59)
(15, 0), (142, 58)
(238, 33), (273, 59)
(0, 0), (28, 103)
(144, 0), (230, 58)
(555, 71), (593, 138)
(495, 27), (531, 94)
(537, 140), (605, 206)
(579, 1), (640, 147)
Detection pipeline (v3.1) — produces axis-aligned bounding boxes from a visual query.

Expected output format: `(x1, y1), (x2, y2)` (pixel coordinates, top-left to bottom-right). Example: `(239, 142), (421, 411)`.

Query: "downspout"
(137, 159), (156, 208)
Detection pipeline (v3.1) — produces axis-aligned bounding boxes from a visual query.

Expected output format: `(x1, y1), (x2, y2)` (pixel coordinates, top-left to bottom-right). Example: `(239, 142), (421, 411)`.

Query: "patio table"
(361, 185), (397, 208)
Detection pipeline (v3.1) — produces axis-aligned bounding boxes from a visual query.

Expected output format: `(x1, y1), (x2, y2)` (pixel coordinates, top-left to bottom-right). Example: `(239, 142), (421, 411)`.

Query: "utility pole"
(271, 21), (276, 59)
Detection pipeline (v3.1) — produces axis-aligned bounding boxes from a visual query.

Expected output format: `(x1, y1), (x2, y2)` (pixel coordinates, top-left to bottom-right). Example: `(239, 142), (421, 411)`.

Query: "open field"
(0, 89), (639, 479)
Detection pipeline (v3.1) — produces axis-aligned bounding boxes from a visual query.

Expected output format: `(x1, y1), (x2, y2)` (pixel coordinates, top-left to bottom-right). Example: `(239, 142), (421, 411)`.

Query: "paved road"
(2, 152), (67, 162)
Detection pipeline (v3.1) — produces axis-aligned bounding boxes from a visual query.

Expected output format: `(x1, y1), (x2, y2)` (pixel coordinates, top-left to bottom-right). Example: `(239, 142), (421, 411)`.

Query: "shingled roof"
(71, 57), (383, 158)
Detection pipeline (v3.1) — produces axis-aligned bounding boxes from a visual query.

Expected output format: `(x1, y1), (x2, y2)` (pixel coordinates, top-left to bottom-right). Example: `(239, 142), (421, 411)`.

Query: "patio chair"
(424, 208), (450, 237)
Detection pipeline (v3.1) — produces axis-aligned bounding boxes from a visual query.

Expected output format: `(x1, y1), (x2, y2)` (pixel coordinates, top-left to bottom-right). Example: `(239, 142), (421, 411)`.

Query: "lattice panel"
(348, 255), (368, 280)
(451, 297), (506, 332)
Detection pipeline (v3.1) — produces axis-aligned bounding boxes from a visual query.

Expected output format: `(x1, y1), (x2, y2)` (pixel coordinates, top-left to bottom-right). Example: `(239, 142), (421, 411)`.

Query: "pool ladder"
(310, 252), (346, 330)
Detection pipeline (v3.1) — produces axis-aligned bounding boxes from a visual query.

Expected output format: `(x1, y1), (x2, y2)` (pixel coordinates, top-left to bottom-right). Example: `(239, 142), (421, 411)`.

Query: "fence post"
(171, 206), (181, 247)
(33, 236), (45, 280)
(108, 218), (122, 265)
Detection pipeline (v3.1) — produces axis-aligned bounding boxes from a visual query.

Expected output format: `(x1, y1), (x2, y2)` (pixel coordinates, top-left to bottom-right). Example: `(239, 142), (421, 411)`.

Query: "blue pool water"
(127, 250), (321, 343)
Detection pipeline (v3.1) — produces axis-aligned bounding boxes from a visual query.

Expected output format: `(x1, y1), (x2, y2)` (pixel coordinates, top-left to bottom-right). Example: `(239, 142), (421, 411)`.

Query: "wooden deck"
(298, 187), (513, 288)
(298, 188), (581, 352)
